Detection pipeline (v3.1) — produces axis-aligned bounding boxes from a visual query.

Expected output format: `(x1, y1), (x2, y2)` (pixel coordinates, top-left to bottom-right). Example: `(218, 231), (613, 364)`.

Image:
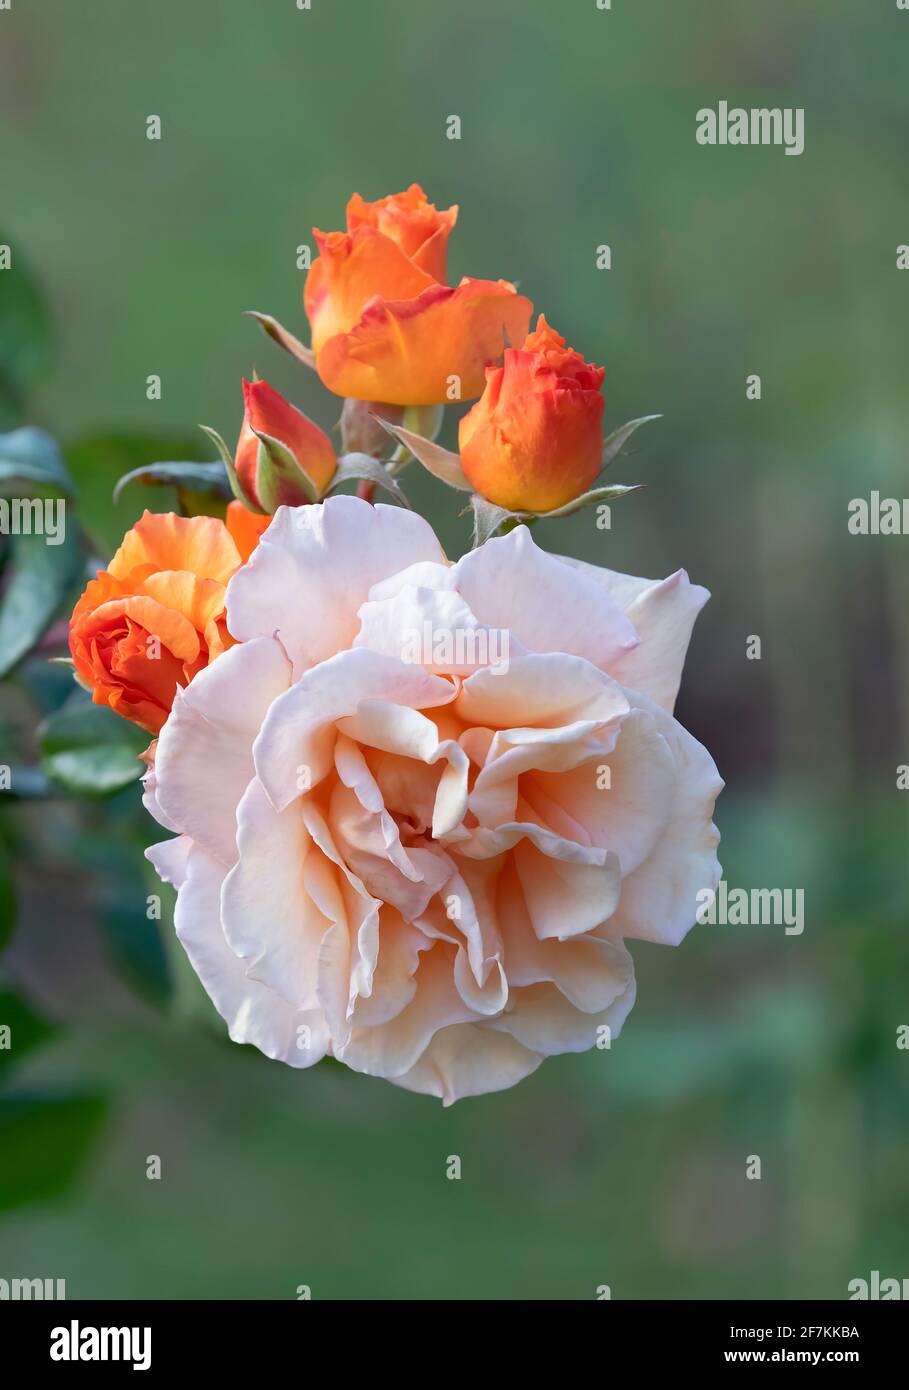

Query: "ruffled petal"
(226, 497), (446, 675)
(152, 636), (291, 862)
(559, 558), (709, 711)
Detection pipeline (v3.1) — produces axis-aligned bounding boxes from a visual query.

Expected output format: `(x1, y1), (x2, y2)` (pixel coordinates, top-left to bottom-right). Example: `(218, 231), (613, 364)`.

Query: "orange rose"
(346, 182), (457, 283)
(69, 511), (252, 735)
(225, 500), (271, 563)
(458, 314), (605, 512)
(235, 378), (336, 509)
(304, 184), (532, 406)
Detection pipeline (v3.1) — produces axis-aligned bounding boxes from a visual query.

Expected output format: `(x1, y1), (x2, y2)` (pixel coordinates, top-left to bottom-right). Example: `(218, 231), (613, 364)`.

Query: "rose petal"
(226, 497), (446, 675)
(559, 558), (709, 711)
(153, 635), (290, 863)
(454, 527), (638, 671)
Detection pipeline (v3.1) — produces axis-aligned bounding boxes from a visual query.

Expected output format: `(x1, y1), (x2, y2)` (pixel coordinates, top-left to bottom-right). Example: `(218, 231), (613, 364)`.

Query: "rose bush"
(144, 495), (722, 1102)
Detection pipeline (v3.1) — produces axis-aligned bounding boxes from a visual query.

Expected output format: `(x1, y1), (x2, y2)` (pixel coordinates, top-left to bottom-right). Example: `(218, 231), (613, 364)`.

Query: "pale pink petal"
(348, 907), (429, 1029)
(337, 944), (474, 1079)
(367, 560), (455, 602)
(335, 698), (470, 839)
(392, 1022), (543, 1104)
(606, 694), (723, 946)
(522, 703), (676, 878)
(253, 648), (456, 812)
(454, 652), (629, 733)
(153, 636), (291, 864)
(486, 975), (637, 1055)
(560, 557), (709, 711)
(148, 840), (329, 1067)
(355, 583), (519, 677)
(226, 496), (446, 675)
(220, 779), (332, 1011)
(512, 836), (622, 940)
(453, 527), (638, 669)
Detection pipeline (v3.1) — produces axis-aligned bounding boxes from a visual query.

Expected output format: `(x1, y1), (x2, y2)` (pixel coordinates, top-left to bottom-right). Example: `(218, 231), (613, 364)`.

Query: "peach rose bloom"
(304, 184), (532, 405)
(69, 508), (269, 735)
(459, 314), (606, 512)
(145, 497), (721, 1102)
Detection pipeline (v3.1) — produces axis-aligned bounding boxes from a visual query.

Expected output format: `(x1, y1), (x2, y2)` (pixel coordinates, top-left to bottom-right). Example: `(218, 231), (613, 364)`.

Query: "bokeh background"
(1, 0), (907, 1299)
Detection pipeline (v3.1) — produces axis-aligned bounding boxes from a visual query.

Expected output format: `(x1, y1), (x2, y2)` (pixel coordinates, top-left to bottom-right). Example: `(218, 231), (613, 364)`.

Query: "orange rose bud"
(69, 511), (246, 736)
(458, 315), (605, 512)
(304, 185), (532, 406)
(234, 378), (336, 509)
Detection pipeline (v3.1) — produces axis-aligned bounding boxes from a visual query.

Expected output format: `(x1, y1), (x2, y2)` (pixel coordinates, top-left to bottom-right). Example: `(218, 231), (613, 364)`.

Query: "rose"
(459, 314), (606, 512)
(234, 378), (336, 509)
(145, 496), (721, 1102)
(304, 184), (532, 405)
(346, 182), (459, 283)
(224, 500), (271, 562)
(69, 508), (268, 734)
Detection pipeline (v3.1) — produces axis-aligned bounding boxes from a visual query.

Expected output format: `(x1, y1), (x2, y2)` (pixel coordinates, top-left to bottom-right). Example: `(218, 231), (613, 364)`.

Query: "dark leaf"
(0, 989), (55, 1079)
(0, 838), (15, 952)
(112, 459), (232, 506)
(0, 427), (73, 495)
(65, 432), (212, 557)
(0, 525), (82, 678)
(0, 1093), (107, 1212)
(39, 697), (148, 797)
(0, 230), (53, 423)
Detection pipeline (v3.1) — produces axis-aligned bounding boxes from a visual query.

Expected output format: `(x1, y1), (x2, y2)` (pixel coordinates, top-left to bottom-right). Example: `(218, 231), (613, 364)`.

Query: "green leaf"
(601, 414), (661, 469)
(98, 856), (172, 1008)
(245, 310), (316, 369)
(0, 989), (55, 1079)
(0, 427), (73, 495)
(112, 459), (233, 505)
(0, 839), (15, 953)
(327, 453), (413, 508)
(0, 1093), (107, 1212)
(64, 432), (213, 558)
(199, 424), (263, 512)
(0, 230), (53, 426)
(253, 430), (319, 510)
(531, 481), (645, 520)
(469, 495), (516, 547)
(0, 525), (82, 678)
(0, 767), (54, 801)
(39, 698), (148, 797)
(467, 482), (644, 546)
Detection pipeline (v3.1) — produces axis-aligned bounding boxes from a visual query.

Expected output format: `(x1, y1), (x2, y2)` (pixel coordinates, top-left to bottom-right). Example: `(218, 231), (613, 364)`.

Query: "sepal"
(245, 311), (316, 369)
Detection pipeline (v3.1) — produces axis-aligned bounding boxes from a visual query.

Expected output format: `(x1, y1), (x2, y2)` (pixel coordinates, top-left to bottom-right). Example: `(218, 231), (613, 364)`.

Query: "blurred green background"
(1, 0), (907, 1299)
